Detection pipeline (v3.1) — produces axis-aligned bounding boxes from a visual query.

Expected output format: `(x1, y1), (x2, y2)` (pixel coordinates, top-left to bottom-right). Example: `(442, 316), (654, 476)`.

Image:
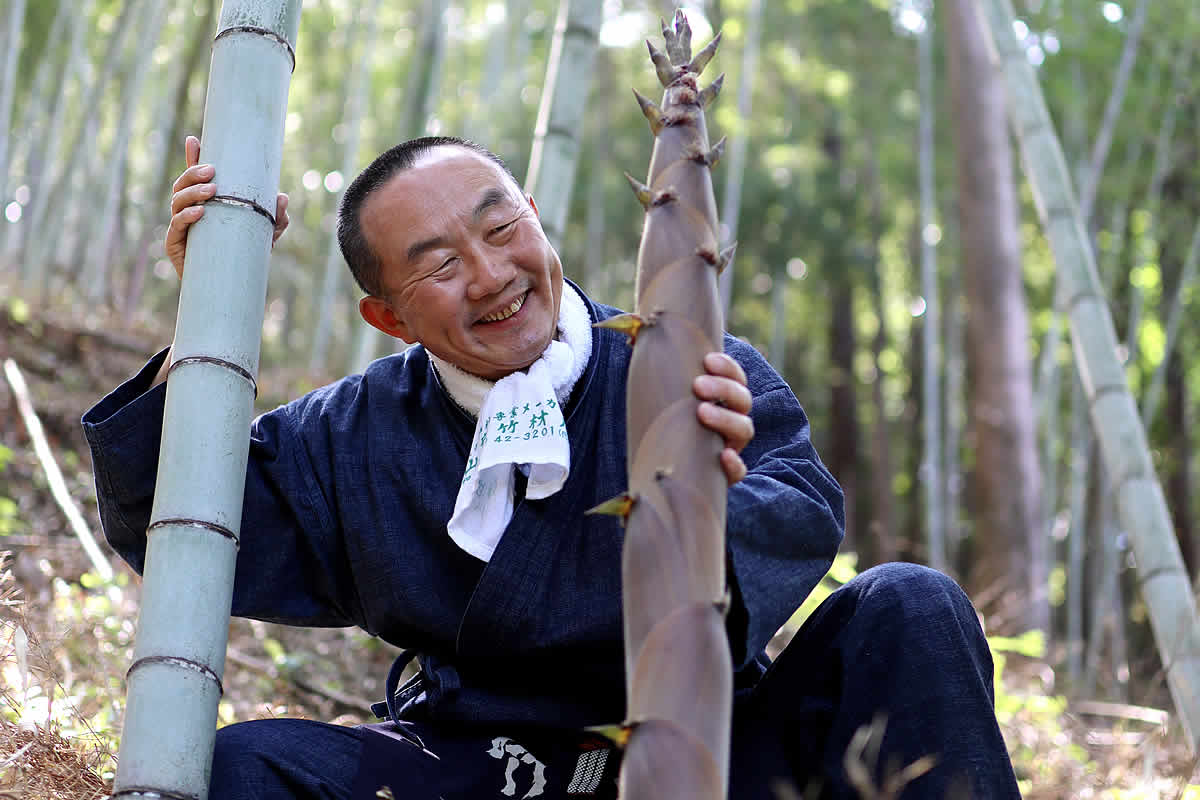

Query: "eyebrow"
(405, 187), (514, 264)
(472, 187), (510, 221)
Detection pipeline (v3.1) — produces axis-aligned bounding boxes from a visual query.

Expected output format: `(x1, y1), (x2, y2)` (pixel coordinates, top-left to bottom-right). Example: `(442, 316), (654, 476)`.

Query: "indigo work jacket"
(82, 286), (845, 729)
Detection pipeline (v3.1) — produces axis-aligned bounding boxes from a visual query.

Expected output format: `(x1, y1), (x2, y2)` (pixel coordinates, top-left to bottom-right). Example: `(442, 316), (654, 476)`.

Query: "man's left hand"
(693, 352), (755, 486)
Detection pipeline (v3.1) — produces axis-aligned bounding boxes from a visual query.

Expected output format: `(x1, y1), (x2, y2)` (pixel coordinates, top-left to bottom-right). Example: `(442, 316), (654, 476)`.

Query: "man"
(84, 135), (1020, 799)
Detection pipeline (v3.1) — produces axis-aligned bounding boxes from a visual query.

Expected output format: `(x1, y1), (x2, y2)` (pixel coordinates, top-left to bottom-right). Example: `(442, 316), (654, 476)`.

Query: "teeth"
(482, 293), (525, 322)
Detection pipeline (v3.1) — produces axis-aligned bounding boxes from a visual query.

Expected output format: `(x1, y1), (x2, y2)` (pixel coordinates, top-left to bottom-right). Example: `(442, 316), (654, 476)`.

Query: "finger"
(720, 448), (748, 486)
(165, 207), (205, 277)
(170, 182), (217, 216)
(185, 135), (200, 167)
(172, 163), (215, 194)
(703, 351), (747, 387)
(272, 193), (289, 244)
(693, 374), (753, 415)
(166, 206), (204, 244)
(697, 401), (755, 453)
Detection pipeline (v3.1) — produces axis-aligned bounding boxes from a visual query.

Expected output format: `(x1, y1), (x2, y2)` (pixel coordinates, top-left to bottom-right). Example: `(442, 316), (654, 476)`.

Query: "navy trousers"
(209, 564), (1021, 799)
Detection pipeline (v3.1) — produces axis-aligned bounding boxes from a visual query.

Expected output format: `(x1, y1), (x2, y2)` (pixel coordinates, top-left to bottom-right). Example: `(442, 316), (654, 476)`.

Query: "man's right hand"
(165, 135), (290, 279)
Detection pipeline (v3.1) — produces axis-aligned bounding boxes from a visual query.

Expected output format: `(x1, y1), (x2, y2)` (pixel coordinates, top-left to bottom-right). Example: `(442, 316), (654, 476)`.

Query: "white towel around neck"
(429, 284), (592, 561)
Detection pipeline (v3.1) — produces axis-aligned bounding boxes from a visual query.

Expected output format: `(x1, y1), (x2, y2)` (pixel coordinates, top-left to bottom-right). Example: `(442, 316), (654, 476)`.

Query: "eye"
(491, 220), (516, 235)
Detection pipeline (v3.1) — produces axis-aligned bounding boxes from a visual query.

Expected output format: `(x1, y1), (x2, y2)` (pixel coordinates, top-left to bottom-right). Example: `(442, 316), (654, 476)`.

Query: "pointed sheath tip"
(691, 136), (726, 168)
(689, 31), (722, 75)
(594, 310), (647, 342)
(621, 172), (654, 212)
(673, 9), (692, 60)
(699, 73), (725, 109)
(708, 136), (727, 168)
(631, 89), (665, 135)
(717, 241), (737, 274)
(584, 492), (636, 521)
(647, 40), (679, 87)
(585, 722), (637, 750)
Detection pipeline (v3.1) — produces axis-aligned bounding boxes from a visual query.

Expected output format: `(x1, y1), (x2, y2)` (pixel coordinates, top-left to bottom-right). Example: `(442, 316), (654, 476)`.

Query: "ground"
(0, 301), (1195, 798)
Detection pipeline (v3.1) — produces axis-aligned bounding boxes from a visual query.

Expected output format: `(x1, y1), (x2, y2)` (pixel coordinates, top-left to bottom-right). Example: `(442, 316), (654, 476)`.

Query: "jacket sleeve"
(81, 350), (366, 629)
(723, 337), (845, 669)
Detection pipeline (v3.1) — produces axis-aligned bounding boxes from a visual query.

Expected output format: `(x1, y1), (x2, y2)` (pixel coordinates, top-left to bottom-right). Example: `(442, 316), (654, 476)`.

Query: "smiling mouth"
(479, 291), (528, 323)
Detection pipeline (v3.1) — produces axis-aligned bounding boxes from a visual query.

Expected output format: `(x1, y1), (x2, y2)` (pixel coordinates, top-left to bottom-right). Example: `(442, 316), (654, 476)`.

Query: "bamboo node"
(651, 188), (679, 207)
(714, 588), (732, 616)
(689, 136), (726, 168)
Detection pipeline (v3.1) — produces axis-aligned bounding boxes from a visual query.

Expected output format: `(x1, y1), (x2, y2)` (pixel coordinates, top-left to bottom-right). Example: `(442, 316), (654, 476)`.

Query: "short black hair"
(336, 136), (521, 296)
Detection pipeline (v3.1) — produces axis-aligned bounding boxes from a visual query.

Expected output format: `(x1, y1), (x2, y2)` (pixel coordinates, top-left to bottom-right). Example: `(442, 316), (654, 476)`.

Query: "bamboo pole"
(112, 3), (303, 797)
(976, 0), (1200, 751)
(524, 0), (603, 251)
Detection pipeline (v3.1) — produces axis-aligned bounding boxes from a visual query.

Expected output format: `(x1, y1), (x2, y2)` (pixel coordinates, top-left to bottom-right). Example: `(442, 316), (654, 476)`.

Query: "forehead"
(386, 146), (520, 204)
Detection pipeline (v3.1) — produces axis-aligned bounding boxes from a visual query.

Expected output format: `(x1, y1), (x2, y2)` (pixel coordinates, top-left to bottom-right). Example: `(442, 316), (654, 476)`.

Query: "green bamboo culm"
(524, 0), (603, 252)
(112, 2), (303, 797)
(975, 0), (1200, 753)
(589, 11), (733, 799)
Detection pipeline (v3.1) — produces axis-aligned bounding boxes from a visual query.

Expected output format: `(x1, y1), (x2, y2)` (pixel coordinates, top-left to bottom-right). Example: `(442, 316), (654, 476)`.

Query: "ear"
(526, 193), (540, 219)
(359, 295), (414, 342)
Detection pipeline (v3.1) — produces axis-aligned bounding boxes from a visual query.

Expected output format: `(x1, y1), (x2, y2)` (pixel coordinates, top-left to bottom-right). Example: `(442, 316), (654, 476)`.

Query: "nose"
(465, 252), (517, 301)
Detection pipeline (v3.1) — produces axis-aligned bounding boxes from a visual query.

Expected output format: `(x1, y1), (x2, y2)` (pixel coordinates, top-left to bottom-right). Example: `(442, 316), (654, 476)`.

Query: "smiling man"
(83, 136), (1021, 799)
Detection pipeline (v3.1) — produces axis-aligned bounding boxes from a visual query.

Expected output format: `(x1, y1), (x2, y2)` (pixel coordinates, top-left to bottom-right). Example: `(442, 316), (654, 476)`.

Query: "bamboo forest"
(2, 0), (1200, 796)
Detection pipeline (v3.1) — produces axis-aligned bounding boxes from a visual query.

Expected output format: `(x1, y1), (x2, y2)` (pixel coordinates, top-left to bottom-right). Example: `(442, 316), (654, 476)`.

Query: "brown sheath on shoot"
(589, 11), (732, 799)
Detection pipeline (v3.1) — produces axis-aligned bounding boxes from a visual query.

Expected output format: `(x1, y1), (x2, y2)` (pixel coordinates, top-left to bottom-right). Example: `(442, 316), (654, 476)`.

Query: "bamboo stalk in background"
(1142, 220), (1200, 430)
(122, 0), (220, 318)
(591, 12), (732, 798)
(309, 0), (383, 374)
(112, 2), (303, 797)
(716, 0), (760, 315)
(0, 0), (27, 210)
(79, 0), (171, 305)
(4, 358), (113, 582)
(345, 0), (448, 373)
(1076, 0), (1148, 225)
(21, 0), (144, 294)
(977, 0), (1200, 752)
(4, 0), (92, 262)
(524, 0), (603, 252)
(917, 10), (943, 573)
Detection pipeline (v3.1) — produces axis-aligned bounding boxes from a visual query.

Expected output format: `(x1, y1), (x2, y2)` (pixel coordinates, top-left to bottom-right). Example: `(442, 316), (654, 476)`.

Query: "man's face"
(358, 146), (564, 381)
